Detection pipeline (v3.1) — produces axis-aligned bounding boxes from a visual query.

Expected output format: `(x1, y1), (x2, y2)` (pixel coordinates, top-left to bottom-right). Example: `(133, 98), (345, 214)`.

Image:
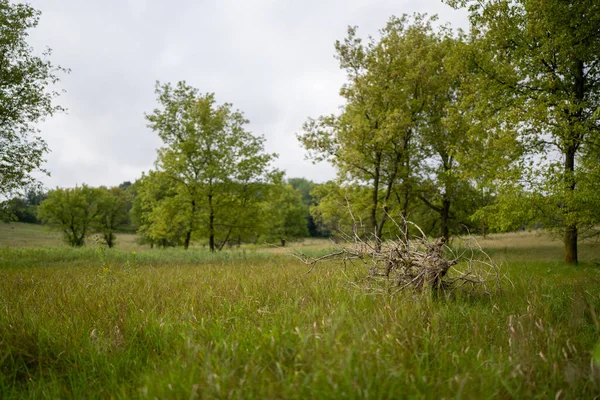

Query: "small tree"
(264, 184), (309, 246)
(95, 187), (130, 248)
(38, 185), (100, 247)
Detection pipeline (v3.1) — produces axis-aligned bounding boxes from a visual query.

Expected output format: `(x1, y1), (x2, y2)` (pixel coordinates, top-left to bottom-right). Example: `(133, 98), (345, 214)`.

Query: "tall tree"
(0, 1), (65, 204)
(416, 30), (520, 239)
(448, 0), (600, 263)
(145, 81), (277, 251)
(299, 15), (440, 246)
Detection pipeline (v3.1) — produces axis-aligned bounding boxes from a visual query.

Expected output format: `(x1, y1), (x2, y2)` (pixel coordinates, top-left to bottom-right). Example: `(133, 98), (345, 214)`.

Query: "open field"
(1, 223), (600, 398)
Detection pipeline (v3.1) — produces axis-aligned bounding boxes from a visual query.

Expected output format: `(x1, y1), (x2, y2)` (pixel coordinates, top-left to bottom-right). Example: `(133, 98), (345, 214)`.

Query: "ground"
(1, 222), (599, 398)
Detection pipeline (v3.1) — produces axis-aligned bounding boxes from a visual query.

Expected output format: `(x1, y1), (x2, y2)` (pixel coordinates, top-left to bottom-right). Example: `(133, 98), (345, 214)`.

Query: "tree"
(309, 181), (375, 238)
(447, 0), (600, 263)
(145, 81), (277, 251)
(38, 185), (100, 247)
(413, 30), (520, 239)
(130, 171), (188, 248)
(263, 184), (309, 246)
(95, 187), (130, 248)
(287, 177), (321, 237)
(0, 1), (65, 203)
(299, 15), (444, 247)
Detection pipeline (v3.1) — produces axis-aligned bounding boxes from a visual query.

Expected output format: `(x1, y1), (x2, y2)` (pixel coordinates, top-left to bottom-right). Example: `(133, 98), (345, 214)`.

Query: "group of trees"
(1, 188), (47, 224)
(299, 15), (511, 248)
(33, 174), (317, 249)
(299, 1), (600, 264)
(129, 82), (310, 250)
(37, 184), (131, 247)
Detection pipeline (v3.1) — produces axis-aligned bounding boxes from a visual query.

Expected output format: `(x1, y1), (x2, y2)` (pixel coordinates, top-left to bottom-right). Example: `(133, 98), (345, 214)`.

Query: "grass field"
(1, 223), (600, 398)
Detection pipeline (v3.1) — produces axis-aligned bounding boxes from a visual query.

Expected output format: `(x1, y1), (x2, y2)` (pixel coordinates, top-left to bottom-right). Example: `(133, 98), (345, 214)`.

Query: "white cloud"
(26, 0), (468, 189)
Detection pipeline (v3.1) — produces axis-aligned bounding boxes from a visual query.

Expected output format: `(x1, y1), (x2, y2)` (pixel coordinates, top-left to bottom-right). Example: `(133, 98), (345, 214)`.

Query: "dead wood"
(290, 214), (503, 294)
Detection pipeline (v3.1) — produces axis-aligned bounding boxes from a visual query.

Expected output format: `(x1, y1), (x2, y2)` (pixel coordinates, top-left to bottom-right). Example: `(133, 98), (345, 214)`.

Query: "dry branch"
(291, 215), (503, 294)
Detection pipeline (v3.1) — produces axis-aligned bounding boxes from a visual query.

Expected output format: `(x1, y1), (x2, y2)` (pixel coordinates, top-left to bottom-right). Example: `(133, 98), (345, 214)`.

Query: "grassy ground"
(1, 223), (600, 399)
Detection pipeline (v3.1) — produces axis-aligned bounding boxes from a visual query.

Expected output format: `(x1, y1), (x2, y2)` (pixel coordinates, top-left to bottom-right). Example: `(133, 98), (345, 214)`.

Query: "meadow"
(1, 223), (600, 399)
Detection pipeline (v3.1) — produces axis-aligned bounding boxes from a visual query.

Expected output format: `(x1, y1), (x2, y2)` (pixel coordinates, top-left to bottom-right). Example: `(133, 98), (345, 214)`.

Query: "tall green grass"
(1, 242), (600, 399)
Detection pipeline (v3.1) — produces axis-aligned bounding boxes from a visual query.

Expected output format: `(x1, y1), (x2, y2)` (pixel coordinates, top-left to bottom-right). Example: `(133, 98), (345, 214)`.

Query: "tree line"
(1, 0), (599, 263)
(11, 177), (315, 249)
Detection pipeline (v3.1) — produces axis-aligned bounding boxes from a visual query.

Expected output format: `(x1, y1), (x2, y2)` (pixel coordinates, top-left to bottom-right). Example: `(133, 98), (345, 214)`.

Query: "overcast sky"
(27, 0), (468, 189)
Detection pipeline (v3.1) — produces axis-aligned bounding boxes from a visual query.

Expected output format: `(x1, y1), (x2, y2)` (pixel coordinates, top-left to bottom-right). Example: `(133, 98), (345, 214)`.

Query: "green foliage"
(143, 81), (278, 251)
(130, 171), (186, 248)
(447, 0), (600, 263)
(38, 185), (130, 247)
(299, 15), (439, 243)
(287, 178), (327, 238)
(300, 15), (502, 242)
(0, 1), (66, 203)
(310, 181), (373, 237)
(96, 187), (131, 248)
(287, 178), (313, 207)
(262, 184), (309, 245)
(0, 188), (46, 223)
(37, 185), (100, 247)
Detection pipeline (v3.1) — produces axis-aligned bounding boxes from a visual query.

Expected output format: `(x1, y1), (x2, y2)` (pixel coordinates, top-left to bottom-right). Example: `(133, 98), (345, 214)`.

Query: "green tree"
(299, 15), (443, 246)
(38, 185), (100, 247)
(0, 1), (65, 203)
(287, 177), (321, 237)
(309, 181), (375, 239)
(448, 0), (600, 263)
(145, 81), (277, 251)
(415, 30), (520, 239)
(130, 171), (187, 248)
(263, 184), (309, 246)
(95, 187), (130, 248)
(1, 187), (47, 223)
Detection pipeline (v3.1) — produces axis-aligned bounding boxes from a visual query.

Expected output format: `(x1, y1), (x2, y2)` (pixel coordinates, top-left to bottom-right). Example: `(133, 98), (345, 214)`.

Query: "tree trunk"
(184, 199), (196, 250)
(184, 230), (192, 250)
(217, 228), (233, 251)
(105, 232), (114, 248)
(564, 225), (578, 265)
(371, 155), (381, 249)
(208, 194), (215, 252)
(564, 145), (578, 264)
(440, 198), (450, 240)
(562, 60), (584, 265)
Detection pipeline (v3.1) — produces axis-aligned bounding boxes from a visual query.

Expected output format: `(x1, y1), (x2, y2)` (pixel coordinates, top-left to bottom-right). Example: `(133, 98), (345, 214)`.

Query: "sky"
(27, 0), (469, 189)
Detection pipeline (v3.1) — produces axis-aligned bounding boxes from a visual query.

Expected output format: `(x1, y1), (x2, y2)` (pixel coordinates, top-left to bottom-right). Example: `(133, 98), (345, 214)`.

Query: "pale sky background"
(27, 0), (468, 189)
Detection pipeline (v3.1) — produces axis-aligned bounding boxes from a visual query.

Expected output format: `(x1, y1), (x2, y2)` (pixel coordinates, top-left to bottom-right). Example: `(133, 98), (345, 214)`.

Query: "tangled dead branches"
(291, 217), (503, 294)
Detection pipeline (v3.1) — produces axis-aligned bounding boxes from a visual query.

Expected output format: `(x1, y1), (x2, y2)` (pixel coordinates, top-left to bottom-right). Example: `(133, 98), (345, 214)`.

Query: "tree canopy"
(0, 1), (65, 204)
(143, 81), (279, 251)
(299, 15), (490, 243)
(446, 0), (600, 263)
